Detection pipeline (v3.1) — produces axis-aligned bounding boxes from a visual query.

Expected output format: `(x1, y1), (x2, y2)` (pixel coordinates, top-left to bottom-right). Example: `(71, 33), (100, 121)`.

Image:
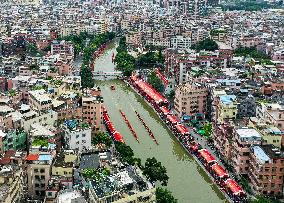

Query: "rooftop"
(220, 95), (237, 105)
(236, 128), (262, 142)
(57, 189), (87, 203)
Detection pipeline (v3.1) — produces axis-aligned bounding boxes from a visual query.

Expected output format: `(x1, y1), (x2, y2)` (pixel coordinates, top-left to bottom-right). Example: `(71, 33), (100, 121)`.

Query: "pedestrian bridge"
(93, 71), (123, 80)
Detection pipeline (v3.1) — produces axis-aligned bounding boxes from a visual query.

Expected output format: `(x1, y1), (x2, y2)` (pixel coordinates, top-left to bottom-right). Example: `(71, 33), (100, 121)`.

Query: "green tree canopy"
(114, 141), (135, 164)
(143, 157), (169, 186)
(114, 51), (136, 76)
(80, 65), (94, 89)
(250, 195), (282, 203)
(92, 131), (112, 147)
(191, 38), (219, 52)
(137, 50), (165, 68)
(234, 47), (270, 59)
(156, 187), (178, 203)
(147, 71), (164, 93)
(203, 122), (212, 138)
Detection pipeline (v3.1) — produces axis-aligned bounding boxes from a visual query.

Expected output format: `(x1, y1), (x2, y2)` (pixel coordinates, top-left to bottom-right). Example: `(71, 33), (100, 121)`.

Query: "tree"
(136, 50), (165, 68)
(147, 71), (164, 93)
(80, 65), (94, 89)
(114, 51), (136, 76)
(26, 43), (39, 55)
(143, 157), (169, 186)
(250, 195), (282, 203)
(114, 141), (135, 164)
(156, 187), (177, 203)
(203, 122), (212, 138)
(234, 47), (270, 59)
(92, 131), (112, 147)
(191, 38), (218, 52)
(167, 90), (175, 101)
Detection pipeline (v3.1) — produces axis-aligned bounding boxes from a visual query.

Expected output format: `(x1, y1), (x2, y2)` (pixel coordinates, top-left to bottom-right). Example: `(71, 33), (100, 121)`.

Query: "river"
(94, 41), (226, 203)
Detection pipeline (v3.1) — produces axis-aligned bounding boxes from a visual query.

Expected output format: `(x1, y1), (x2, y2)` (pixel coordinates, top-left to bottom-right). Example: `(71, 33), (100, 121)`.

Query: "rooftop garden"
(32, 85), (44, 91)
(8, 89), (16, 97)
(32, 136), (48, 147)
(210, 29), (227, 36)
(80, 122), (90, 129)
(50, 79), (63, 87)
(82, 168), (111, 182)
(234, 47), (270, 59)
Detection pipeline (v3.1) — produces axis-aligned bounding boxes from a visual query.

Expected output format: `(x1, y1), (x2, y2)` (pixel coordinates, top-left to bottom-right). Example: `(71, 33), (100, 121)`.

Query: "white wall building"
(63, 121), (92, 152)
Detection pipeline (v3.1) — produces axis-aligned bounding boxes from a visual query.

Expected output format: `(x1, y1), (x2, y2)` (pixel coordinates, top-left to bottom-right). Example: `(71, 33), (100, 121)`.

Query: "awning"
(26, 154), (39, 161)
(225, 179), (244, 195)
(160, 106), (170, 115)
(103, 113), (110, 123)
(176, 124), (189, 135)
(113, 131), (124, 142)
(198, 149), (216, 164)
(183, 115), (191, 120)
(107, 122), (116, 133)
(155, 69), (168, 86)
(167, 115), (179, 124)
(135, 79), (168, 104)
(198, 129), (205, 135)
(211, 163), (228, 178)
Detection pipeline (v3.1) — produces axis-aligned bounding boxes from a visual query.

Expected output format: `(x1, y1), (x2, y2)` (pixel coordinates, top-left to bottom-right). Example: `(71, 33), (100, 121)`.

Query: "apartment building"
(216, 95), (238, 124)
(231, 128), (262, 175)
(51, 40), (74, 58)
(0, 166), (24, 203)
(174, 83), (208, 117)
(1, 130), (27, 151)
(256, 103), (284, 132)
(249, 145), (284, 197)
(63, 120), (92, 152)
(82, 92), (103, 131)
(170, 35), (192, 50)
(29, 89), (52, 111)
(213, 122), (235, 163)
(26, 153), (54, 200)
(21, 110), (57, 132)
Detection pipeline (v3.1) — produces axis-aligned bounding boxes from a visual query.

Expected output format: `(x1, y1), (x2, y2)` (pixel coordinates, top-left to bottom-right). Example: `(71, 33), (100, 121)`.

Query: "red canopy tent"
(136, 80), (168, 105)
(225, 179), (244, 195)
(198, 149), (216, 164)
(113, 131), (124, 143)
(175, 124), (189, 135)
(167, 115), (179, 124)
(211, 163), (228, 178)
(155, 69), (168, 86)
(190, 143), (199, 151)
(160, 106), (170, 115)
(103, 113), (111, 123)
(107, 122), (116, 134)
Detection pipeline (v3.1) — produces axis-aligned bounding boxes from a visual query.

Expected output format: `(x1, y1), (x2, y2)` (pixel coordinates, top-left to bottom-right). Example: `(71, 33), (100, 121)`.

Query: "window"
(47, 192), (52, 197)
(82, 134), (86, 137)
(40, 169), (45, 173)
(34, 169), (39, 173)
(76, 134), (79, 139)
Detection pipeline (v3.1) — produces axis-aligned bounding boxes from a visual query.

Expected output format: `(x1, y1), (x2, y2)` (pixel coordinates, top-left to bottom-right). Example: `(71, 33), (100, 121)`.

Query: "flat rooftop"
(236, 128), (262, 142)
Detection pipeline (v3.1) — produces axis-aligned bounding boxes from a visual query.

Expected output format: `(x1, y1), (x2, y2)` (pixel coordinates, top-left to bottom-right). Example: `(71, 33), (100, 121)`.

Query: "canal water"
(94, 41), (226, 203)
